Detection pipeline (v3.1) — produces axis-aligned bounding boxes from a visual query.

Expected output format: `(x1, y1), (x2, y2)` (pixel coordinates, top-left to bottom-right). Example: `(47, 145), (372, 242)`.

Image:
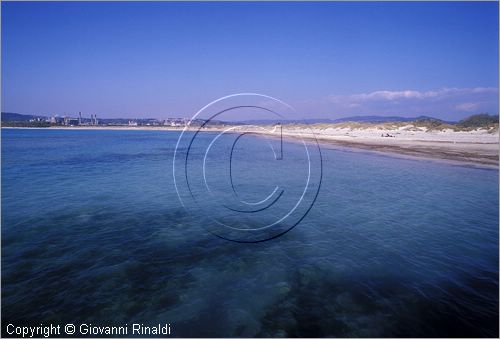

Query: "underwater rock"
(335, 292), (364, 313)
(274, 329), (287, 337)
(275, 282), (291, 294)
(298, 266), (314, 285)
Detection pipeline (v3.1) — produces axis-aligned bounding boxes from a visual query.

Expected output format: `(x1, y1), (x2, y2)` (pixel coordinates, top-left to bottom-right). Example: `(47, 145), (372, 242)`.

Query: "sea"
(2, 128), (498, 337)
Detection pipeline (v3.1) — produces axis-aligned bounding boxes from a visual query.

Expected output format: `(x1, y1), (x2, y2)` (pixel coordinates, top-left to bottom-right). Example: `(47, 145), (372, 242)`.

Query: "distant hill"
(331, 115), (455, 124)
(237, 118), (335, 125)
(2, 112), (47, 121)
(5, 111), (495, 128)
(0, 112), (452, 125)
(235, 116), (456, 125)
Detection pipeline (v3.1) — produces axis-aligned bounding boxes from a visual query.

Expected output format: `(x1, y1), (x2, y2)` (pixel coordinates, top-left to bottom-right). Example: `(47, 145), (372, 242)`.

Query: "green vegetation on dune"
(301, 114), (499, 132)
(410, 118), (455, 131)
(457, 114), (499, 128)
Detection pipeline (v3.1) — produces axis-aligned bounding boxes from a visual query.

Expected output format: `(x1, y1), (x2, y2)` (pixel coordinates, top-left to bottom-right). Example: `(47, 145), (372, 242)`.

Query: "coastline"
(313, 137), (499, 170)
(238, 128), (499, 169)
(2, 125), (498, 168)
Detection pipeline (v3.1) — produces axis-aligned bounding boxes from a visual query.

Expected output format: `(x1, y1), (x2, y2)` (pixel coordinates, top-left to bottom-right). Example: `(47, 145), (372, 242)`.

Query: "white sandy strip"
(211, 124), (499, 166)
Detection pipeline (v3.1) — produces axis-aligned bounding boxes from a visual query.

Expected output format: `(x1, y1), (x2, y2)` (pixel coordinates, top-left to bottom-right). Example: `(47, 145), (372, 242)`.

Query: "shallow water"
(2, 128), (498, 337)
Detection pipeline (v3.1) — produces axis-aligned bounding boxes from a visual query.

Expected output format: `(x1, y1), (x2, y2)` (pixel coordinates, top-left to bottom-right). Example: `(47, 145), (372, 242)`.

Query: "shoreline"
(2, 125), (498, 169)
(240, 128), (499, 170)
(315, 138), (499, 170)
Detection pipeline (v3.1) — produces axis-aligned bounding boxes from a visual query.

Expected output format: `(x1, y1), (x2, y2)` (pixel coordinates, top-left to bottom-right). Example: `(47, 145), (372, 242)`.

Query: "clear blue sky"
(2, 1), (498, 121)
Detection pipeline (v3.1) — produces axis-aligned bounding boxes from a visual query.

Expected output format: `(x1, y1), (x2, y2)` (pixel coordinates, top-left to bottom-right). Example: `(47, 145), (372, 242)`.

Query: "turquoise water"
(2, 128), (498, 337)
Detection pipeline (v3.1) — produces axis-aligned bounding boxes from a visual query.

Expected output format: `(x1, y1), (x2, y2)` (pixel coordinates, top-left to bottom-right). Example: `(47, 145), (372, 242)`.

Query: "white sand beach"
(203, 123), (499, 167)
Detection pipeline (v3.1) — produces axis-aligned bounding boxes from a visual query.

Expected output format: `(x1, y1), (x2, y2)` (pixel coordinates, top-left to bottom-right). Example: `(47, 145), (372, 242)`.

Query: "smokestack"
(79, 112), (82, 125)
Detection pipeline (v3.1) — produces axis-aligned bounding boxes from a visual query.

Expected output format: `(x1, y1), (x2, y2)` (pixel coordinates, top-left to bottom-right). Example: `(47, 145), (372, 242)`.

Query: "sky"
(1, 1), (498, 121)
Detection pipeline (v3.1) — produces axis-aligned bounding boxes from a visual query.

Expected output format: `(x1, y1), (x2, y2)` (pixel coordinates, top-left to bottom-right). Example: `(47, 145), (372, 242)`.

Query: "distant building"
(29, 117), (45, 123)
(88, 114), (99, 125)
(128, 120), (138, 126)
(50, 116), (64, 124)
(164, 118), (187, 127)
(63, 117), (79, 126)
